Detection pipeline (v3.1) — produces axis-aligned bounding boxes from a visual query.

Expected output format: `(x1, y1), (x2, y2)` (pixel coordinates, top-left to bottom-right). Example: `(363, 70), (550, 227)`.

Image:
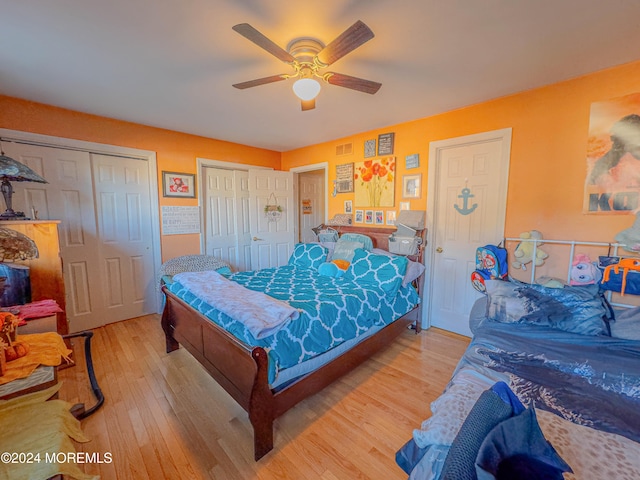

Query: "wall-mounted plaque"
(378, 133), (395, 155)
(335, 163), (354, 193)
(364, 139), (376, 158)
(405, 153), (420, 169)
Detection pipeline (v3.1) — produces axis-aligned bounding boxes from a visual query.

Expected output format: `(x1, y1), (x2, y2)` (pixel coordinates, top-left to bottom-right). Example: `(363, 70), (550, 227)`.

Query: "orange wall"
(283, 60), (640, 243)
(0, 95), (281, 260)
(2, 59), (639, 262)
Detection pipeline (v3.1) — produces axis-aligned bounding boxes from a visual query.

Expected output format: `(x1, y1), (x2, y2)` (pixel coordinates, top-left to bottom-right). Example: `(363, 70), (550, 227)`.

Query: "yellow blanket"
(0, 332), (72, 386)
(0, 383), (98, 480)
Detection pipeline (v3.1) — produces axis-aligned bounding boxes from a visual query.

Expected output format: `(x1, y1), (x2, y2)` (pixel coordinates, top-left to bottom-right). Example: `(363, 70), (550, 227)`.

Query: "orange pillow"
(332, 259), (350, 270)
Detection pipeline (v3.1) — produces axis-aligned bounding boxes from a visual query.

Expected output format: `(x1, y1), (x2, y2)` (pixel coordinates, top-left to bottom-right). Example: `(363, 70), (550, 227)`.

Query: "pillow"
(287, 243), (327, 270)
(610, 306), (640, 340)
(485, 279), (610, 336)
(371, 248), (425, 287)
(343, 248), (408, 296)
(475, 408), (572, 480)
(330, 239), (364, 263)
(338, 233), (374, 251)
(318, 261), (346, 278)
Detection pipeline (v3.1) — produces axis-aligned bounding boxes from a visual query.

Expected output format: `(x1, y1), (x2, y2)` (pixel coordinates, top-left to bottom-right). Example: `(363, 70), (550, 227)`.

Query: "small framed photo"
(400, 201), (410, 211)
(375, 210), (384, 225)
(365, 210), (373, 224)
(163, 171), (196, 198)
(344, 200), (353, 214)
(386, 210), (396, 225)
(364, 139), (376, 158)
(355, 210), (364, 223)
(402, 173), (422, 199)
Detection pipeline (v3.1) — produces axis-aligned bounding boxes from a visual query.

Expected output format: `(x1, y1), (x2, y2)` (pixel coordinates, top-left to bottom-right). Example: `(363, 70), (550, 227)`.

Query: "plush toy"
(570, 253), (602, 286)
(511, 230), (548, 270)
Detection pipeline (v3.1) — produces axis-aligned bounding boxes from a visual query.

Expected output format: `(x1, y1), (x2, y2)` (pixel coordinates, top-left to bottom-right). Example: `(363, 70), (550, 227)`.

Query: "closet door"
(91, 153), (155, 324)
(6, 143), (157, 331)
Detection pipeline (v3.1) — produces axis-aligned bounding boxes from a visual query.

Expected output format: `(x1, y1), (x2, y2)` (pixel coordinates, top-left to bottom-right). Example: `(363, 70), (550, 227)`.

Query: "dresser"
(1, 220), (67, 335)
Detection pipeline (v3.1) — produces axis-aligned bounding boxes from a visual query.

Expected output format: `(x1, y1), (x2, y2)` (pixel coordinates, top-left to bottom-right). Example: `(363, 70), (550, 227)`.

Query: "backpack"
(471, 244), (508, 293)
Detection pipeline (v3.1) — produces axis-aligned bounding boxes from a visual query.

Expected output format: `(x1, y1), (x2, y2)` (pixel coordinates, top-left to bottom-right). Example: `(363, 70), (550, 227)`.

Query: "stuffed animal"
(570, 253), (602, 286)
(511, 230), (548, 270)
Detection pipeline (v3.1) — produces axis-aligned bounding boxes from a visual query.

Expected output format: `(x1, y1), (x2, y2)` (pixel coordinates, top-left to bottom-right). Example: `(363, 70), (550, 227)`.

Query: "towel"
(0, 383), (97, 480)
(0, 332), (72, 385)
(173, 270), (300, 339)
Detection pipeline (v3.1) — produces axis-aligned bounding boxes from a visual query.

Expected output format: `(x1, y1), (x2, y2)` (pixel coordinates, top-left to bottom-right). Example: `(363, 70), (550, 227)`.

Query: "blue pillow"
(317, 261), (346, 278)
(338, 233), (374, 251)
(287, 243), (327, 270)
(485, 280), (610, 336)
(475, 408), (572, 480)
(343, 248), (408, 296)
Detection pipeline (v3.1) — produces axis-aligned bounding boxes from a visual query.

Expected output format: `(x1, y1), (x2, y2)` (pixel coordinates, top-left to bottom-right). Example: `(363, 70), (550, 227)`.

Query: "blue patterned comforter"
(167, 265), (419, 384)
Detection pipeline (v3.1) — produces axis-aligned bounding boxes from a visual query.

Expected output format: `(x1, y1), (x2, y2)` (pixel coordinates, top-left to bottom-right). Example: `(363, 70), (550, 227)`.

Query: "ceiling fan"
(232, 20), (381, 111)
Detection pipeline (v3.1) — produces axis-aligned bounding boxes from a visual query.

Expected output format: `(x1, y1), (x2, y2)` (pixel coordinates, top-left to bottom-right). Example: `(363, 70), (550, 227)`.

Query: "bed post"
(161, 289), (180, 353)
(249, 347), (275, 460)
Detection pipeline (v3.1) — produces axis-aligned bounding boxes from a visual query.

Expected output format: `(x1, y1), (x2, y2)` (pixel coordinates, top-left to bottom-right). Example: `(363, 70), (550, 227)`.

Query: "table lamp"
(0, 143), (48, 219)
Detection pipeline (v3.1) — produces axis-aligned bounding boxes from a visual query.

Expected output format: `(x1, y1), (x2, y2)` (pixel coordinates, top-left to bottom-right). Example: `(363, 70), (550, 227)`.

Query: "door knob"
(436, 247), (443, 253)
(252, 236), (264, 241)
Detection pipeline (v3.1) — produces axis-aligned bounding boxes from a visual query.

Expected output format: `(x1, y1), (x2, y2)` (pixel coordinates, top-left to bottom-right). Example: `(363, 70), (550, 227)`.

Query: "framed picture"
(402, 173), (422, 199)
(375, 210), (384, 225)
(355, 210), (364, 223)
(378, 132), (395, 155)
(365, 210), (374, 224)
(364, 139), (376, 158)
(162, 171), (196, 198)
(400, 201), (410, 211)
(336, 163), (354, 193)
(344, 200), (353, 214)
(386, 210), (396, 225)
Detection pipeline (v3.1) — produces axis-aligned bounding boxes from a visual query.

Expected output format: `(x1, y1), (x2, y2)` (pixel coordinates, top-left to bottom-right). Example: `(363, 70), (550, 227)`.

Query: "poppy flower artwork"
(354, 156), (396, 207)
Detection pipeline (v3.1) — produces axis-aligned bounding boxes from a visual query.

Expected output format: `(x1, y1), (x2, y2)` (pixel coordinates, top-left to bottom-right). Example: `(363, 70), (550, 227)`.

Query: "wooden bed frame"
(161, 225), (425, 460)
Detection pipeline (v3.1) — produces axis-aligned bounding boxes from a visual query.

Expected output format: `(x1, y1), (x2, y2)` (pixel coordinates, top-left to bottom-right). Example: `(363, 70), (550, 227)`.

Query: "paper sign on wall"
(161, 206), (200, 235)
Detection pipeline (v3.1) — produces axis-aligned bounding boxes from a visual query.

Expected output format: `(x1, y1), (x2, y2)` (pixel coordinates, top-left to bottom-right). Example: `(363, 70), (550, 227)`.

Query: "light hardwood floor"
(59, 315), (470, 480)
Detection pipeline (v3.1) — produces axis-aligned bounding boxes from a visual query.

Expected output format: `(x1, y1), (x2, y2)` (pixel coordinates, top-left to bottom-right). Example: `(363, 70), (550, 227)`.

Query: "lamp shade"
(0, 227), (39, 261)
(0, 152), (48, 219)
(292, 78), (321, 101)
(0, 154), (47, 183)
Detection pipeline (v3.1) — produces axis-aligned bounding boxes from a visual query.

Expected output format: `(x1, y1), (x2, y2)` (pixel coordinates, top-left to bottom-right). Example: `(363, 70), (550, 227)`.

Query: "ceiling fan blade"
(325, 72), (381, 94)
(232, 23), (296, 63)
(232, 74), (288, 89)
(315, 20), (374, 66)
(301, 99), (316, 111)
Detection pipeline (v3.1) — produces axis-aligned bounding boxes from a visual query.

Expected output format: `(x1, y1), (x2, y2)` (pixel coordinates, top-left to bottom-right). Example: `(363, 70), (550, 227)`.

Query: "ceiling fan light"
(292, 78), (321, 101)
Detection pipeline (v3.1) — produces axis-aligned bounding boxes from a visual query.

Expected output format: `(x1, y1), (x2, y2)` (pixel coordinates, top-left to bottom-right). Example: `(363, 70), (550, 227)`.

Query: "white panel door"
(248, 169), (295, 269)
(234, 170), (252, 271)
(204, 167), (240, 268)
(427, 129), (511, 336)
(91, 153), (155, 327)
(298, 171), (324, 243)
(5, 143), (105, 331)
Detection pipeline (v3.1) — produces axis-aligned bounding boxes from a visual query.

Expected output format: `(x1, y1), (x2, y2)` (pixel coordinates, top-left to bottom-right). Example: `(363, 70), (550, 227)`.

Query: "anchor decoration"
(454, 187), (478, 215)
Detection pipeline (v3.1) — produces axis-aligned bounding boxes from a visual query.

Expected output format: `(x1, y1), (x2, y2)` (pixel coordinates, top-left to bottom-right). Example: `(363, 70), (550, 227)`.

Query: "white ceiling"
(2, 1), (640, 152)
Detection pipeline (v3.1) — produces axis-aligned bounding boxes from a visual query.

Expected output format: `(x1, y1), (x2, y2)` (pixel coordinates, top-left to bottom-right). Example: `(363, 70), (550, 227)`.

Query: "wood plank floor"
(59, 315), (470, 480)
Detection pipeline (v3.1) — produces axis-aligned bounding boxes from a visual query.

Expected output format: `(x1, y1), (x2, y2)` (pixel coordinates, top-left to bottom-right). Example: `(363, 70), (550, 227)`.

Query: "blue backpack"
(471, 244), (508, 293)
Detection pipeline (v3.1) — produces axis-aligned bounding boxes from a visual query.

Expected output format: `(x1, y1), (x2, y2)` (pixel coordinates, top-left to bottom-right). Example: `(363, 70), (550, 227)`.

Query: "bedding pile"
(398, 279), (640, 479)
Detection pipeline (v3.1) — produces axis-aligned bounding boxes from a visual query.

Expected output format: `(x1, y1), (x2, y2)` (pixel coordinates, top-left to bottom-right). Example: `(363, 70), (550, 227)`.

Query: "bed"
(161, 226), (425, 460)
(396, 241), (640, 479)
